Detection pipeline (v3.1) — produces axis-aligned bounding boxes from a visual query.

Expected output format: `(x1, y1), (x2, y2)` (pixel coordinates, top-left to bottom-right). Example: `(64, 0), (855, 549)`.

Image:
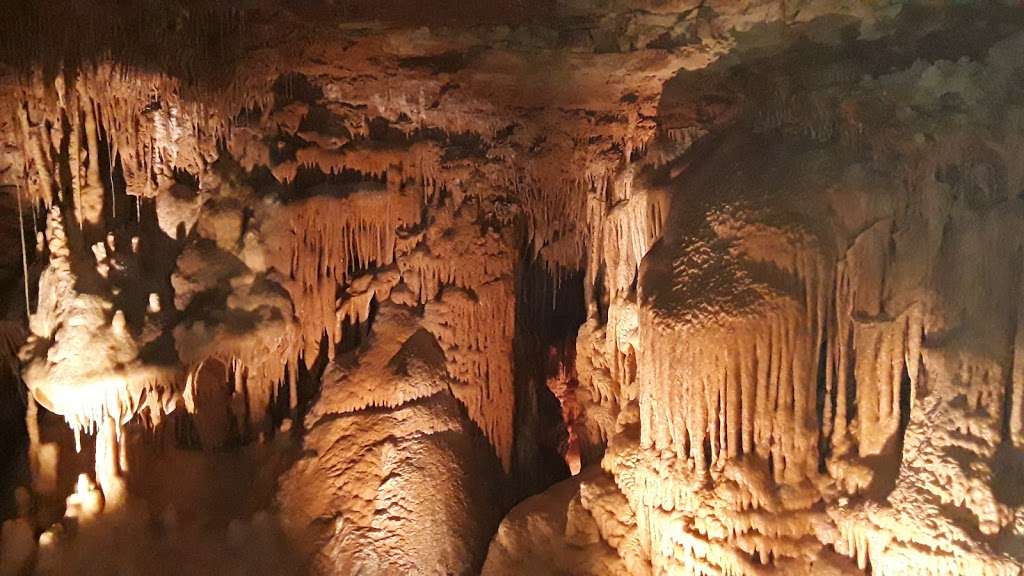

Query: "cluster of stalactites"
(527, 159), (667, 310)
(13, 77), (105, 225)
(614, 211), (966, 575)
(602, 436), (834, 575)
(589, 168), (667, 305)
(397, 205), (516, 305)
(638, 227), (831, 484)
(524, 170), (602, 279)
(637, 215), (931, 488)
(568, 166), (666, 451)
(184, 349), (297, 437)
(405, 203), (519, 470)
(833, 513), (1021, 576)
(272, 187), (421, 365)
(640, 304), (825, 483)
(826, 261), (924, 460)
(423, 280), (516, 471)
(8, 64), (272, 209)
(285, 141), (445, 201)
(268, 161), (521, 468)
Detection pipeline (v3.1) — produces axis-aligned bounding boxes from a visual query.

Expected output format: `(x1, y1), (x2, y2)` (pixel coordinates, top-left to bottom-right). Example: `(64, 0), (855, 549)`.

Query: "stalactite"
(16, 185), (31, 320)
(80, 90), (105, 227)
(597, 171), (667, 303)
(270, 188), (421, 365)
(16, 101), (55, 206)
(825, 220), (923, 458)
(179, 314), (300, 437)
(1011, 249), (1024, 447)
(68, 91), (84, 229)
(397, 205), (515, 304)
(639, 243), (827, 483)
(424, 280), (516, 470)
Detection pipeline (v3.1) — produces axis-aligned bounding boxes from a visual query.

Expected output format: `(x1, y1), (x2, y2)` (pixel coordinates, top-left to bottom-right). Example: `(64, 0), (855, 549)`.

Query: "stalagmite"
(546, 346), (583, 474)
(94, 417), (126, 511)
(0, 489), (35, 576)
(20, 197), (178, 452)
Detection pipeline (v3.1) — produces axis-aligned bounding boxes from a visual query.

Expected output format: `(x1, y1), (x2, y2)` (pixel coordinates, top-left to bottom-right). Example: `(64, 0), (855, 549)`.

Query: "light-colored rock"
(279, 392), (503, 575)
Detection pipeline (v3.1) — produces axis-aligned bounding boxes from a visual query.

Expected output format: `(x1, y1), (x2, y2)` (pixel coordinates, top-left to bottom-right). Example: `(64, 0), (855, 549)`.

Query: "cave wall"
(486, 10), (1024, 576)
(0, 1), (1022, 575)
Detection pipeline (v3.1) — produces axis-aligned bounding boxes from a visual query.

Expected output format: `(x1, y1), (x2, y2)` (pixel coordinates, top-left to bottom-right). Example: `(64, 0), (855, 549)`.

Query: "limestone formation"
(0, 2), (1022, 575)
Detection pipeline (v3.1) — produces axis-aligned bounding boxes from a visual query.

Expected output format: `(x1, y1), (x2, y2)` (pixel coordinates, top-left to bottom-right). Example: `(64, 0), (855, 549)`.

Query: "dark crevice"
(896, 362), (913, 456)
(816, 334), (830, 473)
(511, 256), (585, 500)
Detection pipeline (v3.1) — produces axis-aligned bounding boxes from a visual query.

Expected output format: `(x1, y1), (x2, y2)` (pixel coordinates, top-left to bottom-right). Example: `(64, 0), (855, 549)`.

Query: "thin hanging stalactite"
(17, 184), (31, 320)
